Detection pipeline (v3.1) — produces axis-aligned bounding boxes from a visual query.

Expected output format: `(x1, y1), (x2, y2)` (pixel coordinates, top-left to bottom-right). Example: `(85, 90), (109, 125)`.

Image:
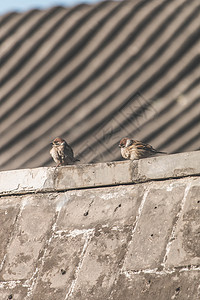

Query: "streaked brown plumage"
(119, 138), (166, 160)
(50, 137), (79, 166)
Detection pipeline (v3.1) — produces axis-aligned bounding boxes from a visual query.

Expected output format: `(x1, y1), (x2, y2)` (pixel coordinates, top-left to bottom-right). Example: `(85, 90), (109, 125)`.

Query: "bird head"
(51, 137), (66, 146)
(119, 138), (133, 148)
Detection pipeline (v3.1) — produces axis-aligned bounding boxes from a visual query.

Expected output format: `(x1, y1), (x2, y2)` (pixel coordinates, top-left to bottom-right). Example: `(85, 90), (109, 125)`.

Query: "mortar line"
(161, 180), (192, 268)
(54, 228), (95, 238)
(65, 229), (94, 300)
(1, 264), (199, 290)
(122, 264), (200, 277)
(0, 280), (22, 289)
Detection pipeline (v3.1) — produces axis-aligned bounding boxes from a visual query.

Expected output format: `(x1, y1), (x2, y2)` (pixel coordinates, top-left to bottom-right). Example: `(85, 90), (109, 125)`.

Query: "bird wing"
(132, 140), (157, 153)
(127, 140), (158, 158)
(64, 143), (74, 160)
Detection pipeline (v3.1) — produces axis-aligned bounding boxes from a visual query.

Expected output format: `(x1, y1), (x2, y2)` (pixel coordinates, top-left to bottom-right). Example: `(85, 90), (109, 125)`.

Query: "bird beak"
(119, 144), (121, 148)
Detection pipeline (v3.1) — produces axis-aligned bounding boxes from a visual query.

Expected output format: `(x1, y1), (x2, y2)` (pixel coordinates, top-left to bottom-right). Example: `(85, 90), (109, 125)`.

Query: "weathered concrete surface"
(0, 151), (199, 195)
(0, 198), (21, 269)
(123, 181), (186, 270)
(165, 180), (200, 268)
(136, 151), (200, 181)
(0, 152), (200, 299)
(1, 194), (58, 281)
(110, 270), (200, 300)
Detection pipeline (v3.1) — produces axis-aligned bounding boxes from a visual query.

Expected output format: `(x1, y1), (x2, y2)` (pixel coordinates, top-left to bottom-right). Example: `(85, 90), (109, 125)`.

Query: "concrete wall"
(0, 151), (200, 300)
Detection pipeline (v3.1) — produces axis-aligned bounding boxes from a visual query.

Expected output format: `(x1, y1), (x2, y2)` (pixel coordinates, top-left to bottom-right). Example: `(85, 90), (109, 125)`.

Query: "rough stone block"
(110, 270), (200, 300)
(54, 160), (134, 190)
(137, 151), (200, 182)
(165, 177), (200, 268)
(1, 194), (57, 280)
(33, 232), (87, 300)
(56, 185), (144, 230)
(71, 225), (132, 300)
(0, 282), (28, 300)
(0, 167), (54, 195)
(0, 197), (21, 275)
(123, 180), (186, 270)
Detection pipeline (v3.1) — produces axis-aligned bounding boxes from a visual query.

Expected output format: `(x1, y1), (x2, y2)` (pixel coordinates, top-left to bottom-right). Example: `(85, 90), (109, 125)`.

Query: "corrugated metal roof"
(0, 0), (199, 170)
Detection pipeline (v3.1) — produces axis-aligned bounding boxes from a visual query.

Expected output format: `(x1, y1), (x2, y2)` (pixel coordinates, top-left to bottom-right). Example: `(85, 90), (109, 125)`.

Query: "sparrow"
(50, 137), (79, 166)
(119, 137), (166, 160)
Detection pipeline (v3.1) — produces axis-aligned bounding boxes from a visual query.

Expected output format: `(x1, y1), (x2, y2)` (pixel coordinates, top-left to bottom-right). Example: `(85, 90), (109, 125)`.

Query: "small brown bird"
(119, 137), (166, 160)
(50, 137), (79, 166)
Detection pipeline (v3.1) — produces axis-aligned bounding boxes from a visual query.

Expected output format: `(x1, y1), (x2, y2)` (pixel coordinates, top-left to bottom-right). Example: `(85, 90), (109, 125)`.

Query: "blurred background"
(0, 0), (199, 170)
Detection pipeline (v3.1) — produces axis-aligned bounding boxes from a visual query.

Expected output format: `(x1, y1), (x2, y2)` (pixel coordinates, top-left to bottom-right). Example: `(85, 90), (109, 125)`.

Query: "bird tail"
(157, 151), (167, 154)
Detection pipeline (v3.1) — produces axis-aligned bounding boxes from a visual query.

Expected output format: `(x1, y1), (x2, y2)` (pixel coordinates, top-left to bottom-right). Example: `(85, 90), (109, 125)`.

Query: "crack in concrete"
(83, 199), (94, 217)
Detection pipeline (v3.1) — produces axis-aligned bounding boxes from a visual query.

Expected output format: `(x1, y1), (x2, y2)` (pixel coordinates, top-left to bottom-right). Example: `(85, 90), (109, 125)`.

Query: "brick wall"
(0, 151), (200, 299)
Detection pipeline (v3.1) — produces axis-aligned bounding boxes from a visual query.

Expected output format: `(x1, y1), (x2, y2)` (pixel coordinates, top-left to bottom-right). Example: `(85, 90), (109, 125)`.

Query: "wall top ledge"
(0, 151), (199, 196)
